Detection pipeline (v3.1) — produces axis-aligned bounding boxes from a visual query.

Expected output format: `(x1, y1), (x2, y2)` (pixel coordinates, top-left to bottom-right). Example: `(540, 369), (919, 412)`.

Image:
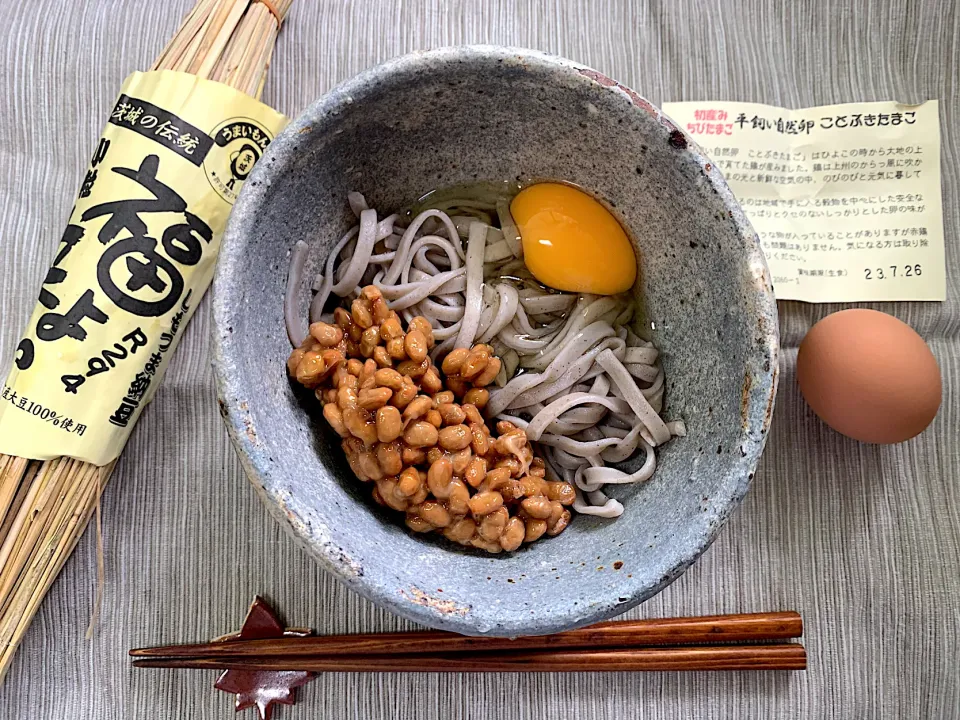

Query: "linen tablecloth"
(0, 1), (957, 717)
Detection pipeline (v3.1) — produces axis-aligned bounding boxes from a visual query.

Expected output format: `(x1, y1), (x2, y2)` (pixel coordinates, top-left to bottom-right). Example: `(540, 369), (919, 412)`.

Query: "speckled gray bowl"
(212, 46), (779, 636)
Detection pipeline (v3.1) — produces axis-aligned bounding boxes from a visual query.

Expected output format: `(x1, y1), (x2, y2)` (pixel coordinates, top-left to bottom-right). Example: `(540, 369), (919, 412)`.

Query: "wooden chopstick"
(132, 644), (807, 672)
(130, 611), (801, 659)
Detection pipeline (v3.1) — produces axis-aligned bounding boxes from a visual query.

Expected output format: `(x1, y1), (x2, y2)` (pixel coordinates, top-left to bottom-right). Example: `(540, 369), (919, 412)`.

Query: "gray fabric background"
(1, 1), (958, 718)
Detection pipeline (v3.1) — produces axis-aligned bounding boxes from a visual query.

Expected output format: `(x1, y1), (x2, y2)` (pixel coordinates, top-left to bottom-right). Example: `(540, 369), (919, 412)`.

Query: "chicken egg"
(796, 309), (941, 444)
(510, 183), (637, 295)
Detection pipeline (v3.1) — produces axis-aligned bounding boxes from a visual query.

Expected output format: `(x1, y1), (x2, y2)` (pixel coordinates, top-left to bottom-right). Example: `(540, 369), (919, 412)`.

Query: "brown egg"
(797, 309), (941, 444)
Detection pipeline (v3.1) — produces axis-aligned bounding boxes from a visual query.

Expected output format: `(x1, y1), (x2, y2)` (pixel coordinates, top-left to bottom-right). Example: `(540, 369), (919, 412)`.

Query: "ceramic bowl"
(212, 46), (779, 636)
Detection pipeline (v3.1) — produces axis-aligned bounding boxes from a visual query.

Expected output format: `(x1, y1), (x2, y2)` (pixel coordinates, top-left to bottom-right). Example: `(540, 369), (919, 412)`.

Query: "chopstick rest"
(212, 597), (315, 720)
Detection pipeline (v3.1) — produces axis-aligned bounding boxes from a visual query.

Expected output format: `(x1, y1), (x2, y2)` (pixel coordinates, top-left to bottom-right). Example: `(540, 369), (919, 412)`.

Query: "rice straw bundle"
(0, 0), (292, 682)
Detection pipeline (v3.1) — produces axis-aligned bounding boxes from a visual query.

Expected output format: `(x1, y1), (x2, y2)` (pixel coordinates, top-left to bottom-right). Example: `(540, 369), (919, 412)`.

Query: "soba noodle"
(285, 190), (685, 518)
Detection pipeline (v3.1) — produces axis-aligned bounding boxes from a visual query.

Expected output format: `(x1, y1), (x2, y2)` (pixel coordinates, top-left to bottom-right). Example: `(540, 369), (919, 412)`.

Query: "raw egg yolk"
(510, 183), (637, 295)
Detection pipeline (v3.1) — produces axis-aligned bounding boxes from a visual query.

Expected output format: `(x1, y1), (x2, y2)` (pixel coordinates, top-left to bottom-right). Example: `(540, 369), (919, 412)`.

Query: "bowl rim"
(212, 44), (780, 636)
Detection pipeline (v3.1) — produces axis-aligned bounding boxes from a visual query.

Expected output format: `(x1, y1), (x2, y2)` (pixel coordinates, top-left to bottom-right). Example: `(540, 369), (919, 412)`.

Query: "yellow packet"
(0, 70), (287, 465)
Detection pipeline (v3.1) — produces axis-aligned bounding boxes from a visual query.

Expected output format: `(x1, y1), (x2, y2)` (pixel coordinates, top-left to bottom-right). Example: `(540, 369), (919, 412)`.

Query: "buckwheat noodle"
(286, 192), (685, 519)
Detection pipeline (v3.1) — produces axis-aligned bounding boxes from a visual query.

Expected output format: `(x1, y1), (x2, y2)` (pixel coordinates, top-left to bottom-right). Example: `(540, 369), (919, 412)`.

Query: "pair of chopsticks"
(130, 611), (805, 672)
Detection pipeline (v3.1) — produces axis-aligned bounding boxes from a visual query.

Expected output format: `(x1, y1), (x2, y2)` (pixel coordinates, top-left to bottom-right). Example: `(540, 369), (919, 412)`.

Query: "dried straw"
(0, 0), (291, 682)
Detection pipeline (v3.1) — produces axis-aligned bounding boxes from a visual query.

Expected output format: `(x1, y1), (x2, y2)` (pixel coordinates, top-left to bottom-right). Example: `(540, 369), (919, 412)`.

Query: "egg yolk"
(510, 183), (637, 295)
